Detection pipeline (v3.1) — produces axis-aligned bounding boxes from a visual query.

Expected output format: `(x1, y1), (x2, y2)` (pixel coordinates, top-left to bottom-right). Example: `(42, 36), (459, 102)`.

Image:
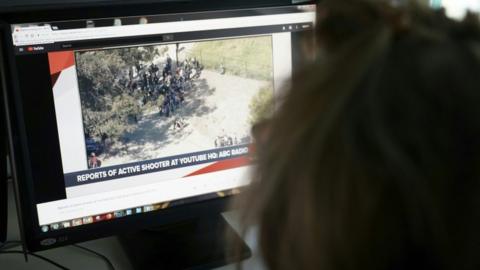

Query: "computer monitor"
(1, 0), (316, 257)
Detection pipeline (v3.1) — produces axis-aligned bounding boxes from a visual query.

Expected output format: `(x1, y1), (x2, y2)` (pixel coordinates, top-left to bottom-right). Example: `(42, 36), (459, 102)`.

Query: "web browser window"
(10, 5), (316, 232)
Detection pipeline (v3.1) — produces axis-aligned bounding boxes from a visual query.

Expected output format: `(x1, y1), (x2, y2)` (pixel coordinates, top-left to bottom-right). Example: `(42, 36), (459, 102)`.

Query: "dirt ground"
(100, 70), (270, 166)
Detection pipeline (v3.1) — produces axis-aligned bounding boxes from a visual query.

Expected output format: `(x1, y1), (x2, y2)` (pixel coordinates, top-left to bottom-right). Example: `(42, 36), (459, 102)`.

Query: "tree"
(249, 84), (274, 125)
(117, 46), (167, 68)
(76, 45), (167, 142)
(76, 50), (126, 109)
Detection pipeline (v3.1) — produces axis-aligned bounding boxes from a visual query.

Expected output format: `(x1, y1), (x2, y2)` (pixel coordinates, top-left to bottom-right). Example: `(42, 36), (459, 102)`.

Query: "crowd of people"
(214, 132), (251, 148)
(122, 56), (203, 118)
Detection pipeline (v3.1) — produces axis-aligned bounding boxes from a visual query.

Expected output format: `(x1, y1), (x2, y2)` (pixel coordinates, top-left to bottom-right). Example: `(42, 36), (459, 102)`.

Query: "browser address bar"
(13, 12), (316, 46)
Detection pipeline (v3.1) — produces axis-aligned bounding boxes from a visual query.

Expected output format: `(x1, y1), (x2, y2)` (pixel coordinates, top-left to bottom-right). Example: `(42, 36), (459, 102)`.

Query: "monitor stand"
(119, 214), (252, 270)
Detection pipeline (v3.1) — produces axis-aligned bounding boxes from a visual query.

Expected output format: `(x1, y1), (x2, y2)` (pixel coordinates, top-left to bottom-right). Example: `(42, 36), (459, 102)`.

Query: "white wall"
(441, 0), (480, 19)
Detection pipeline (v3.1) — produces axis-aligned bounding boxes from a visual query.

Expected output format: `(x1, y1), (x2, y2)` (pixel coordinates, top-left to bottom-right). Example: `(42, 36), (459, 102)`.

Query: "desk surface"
(2, 182), (265, 270)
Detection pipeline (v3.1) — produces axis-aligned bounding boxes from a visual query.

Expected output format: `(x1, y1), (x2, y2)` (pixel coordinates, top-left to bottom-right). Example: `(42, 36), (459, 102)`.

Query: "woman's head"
(239, 1), (480, 270)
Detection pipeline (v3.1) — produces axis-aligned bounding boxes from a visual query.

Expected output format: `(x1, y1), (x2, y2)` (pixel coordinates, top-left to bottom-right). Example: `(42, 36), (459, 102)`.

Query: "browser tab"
(11, 11), (315, 48)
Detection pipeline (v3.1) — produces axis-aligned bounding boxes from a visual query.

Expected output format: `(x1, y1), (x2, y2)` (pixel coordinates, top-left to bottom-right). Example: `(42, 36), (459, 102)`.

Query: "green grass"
(188, 36), (273, 81)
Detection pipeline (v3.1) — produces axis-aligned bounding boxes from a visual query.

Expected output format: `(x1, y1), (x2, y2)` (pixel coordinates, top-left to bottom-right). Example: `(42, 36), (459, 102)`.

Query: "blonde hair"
(237, 1), (480, 270)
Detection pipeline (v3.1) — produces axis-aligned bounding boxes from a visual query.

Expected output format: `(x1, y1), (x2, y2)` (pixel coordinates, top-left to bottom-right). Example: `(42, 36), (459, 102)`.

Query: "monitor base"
(118, 214), (252, 270)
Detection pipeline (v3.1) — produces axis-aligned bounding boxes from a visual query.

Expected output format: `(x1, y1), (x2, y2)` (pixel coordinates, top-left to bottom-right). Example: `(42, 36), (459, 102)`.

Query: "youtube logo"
(17, 44), (50, 55)
(23, 46), (45, 53)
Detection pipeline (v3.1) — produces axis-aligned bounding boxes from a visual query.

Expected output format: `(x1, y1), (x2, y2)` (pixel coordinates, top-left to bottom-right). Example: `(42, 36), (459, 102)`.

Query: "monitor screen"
(5, 3), (316, 246)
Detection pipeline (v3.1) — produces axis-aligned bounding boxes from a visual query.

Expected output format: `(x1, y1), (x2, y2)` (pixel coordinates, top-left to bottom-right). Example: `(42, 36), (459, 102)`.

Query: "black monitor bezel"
(1, 0), (315, 252)
(0, 0), (312, 23)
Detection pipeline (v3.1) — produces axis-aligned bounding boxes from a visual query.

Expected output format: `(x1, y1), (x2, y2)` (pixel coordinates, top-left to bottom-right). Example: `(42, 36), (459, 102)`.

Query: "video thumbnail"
(75, 36), (274, 169)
